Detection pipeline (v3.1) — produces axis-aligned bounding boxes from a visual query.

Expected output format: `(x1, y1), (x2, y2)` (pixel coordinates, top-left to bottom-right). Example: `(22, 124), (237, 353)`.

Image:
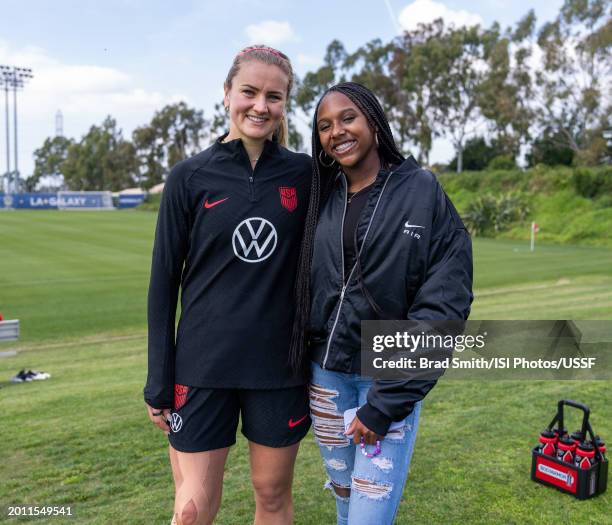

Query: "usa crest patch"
(279, 187), (297, 212)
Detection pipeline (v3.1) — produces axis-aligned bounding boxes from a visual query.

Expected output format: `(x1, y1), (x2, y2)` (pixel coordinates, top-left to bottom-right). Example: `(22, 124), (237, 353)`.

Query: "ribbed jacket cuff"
(357, 403), (392, 436)
(144, 388), (173, 409)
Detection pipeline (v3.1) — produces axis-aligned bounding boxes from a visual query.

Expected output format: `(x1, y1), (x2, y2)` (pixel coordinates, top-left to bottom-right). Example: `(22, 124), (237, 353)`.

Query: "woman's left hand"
(345, 415), (382, 445)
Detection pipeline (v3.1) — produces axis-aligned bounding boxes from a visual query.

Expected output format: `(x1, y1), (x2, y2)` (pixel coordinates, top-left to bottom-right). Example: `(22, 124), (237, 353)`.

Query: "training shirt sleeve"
(357, 177), (474, 435)
(144, 165), (192, 408)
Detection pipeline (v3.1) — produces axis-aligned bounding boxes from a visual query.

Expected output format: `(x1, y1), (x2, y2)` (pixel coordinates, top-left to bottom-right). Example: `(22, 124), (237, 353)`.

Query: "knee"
(252, 480), (290, 514)
(176, 499), (198, 525)
(174, 496), (217, 525)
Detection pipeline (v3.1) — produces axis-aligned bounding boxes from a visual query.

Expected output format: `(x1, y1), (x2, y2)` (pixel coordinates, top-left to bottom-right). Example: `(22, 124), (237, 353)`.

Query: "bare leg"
(249, 441), (300, 525)
(169, 444), (230, 525)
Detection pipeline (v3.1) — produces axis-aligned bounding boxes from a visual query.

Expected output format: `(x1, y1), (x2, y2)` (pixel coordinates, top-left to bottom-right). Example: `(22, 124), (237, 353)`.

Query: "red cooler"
(531, 399), (608, 500)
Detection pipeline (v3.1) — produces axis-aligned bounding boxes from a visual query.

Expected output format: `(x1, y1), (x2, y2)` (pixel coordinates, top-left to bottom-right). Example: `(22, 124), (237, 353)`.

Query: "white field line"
(1, 333), (146, 354)
(1, 274), (146, 288)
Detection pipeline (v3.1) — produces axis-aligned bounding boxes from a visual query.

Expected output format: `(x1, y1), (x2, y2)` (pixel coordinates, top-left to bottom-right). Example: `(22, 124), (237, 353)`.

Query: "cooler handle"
(548, 399), (590, 436)
(548, 399), (604, 460)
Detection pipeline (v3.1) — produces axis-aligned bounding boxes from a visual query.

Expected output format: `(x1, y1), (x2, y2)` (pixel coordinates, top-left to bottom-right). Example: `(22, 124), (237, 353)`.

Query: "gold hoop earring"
(319, 149), (336, 168)
(225, 105), (229, 113)
(375, 133), (379, 148)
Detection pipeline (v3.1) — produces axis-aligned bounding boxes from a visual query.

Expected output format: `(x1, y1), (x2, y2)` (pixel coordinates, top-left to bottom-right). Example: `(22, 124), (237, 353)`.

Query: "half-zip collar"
(215, 133), (281, 202)
(215, 132), (281, 161)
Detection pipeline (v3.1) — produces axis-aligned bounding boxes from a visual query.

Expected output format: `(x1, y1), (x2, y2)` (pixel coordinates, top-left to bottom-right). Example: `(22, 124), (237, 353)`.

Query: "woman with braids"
(290, 82), (473, 524)
(145, 46), (312, 525)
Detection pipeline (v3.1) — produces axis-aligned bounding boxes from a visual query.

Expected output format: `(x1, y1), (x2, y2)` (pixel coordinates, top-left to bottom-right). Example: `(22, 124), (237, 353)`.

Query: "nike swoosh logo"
(404, 222), (425, 229)
(288, 414), (309, 428)
(204, 197), (229, 209)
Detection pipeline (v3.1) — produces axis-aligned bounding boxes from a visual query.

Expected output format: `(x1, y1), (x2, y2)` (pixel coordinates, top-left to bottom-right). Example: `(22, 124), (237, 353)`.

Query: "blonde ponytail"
(275, 114), (289, 147)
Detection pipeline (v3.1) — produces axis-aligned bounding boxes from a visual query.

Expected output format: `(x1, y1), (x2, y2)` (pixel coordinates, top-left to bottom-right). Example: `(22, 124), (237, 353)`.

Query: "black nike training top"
(144, 135), (311, 409)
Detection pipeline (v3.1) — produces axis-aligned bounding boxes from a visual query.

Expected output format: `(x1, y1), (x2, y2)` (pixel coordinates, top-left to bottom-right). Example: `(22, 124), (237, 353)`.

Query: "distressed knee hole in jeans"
(325, 458), (348, 471)
(386, 426), (406, 440)
(309, 384), (350, 448)
(352, 476), (393, 500)
(325, 479), (351, 502)
(371, 456), (393, 473)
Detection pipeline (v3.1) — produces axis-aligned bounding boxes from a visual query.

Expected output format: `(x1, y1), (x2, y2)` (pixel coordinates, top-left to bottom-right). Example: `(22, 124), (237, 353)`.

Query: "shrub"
(571, 166), (612, 199)
(463, 191), (530, 236)
(462, 195), (497, 236)
(496, 192), (530, 226)
(487, 155), (516, 170)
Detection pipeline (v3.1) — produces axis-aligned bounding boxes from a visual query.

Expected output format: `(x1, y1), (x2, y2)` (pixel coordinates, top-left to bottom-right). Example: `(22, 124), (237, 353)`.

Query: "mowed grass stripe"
(4, 274), (146, 289)
(1, 212), (153, 250)
(476, 280), (609, 303)
(479, 292), (612, 312)
(472, 239), (612, 289)
(473, 302), (612, 320)
(474, 284), (612, 310)
(475, 275), (612, 297)
(472, 280), (612, 319)
(2, 333), (146, 354)
(1, 211), (154, 284)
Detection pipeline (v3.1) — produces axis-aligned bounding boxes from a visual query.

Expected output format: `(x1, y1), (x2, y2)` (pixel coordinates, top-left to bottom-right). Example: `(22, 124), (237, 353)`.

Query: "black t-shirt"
(343, 183), (374, 281)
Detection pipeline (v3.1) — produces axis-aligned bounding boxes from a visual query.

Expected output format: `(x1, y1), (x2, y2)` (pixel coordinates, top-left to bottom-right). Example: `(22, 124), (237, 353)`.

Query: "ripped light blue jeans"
(310, 362), (422, 525)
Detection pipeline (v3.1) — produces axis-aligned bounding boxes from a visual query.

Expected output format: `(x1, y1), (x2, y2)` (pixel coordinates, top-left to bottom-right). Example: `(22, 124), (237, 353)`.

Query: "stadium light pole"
(11, 67), (32, 193)
(0, 65), (33, 193)
(0, 67), (10, 186)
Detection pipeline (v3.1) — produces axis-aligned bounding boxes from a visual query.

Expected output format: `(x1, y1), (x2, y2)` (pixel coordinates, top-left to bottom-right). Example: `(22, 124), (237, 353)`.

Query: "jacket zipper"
(321, 170), (396, 369)
(238, 142), (259, 201)
(322, 174), (348, 369)
(248, 175), (255, 200)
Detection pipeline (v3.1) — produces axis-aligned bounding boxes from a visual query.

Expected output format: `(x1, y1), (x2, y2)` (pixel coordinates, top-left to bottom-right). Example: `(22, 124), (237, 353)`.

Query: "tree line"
(28, 0), (610, 191)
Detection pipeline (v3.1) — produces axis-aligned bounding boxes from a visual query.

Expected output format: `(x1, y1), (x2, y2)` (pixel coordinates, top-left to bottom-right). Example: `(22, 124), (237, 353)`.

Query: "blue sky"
(1, 0), (564, 179)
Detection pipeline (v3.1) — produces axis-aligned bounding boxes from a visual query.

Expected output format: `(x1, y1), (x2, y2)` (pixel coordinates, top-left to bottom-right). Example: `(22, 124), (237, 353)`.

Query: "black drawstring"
(352, 222), (394, 320)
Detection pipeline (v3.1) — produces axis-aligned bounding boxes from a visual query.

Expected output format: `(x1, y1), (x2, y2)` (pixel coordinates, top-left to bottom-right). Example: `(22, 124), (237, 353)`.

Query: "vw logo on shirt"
(232, 217), (278, 263)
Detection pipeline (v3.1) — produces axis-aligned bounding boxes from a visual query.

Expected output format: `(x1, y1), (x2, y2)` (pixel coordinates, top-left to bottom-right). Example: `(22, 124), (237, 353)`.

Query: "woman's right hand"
(146, 403), (172, 434)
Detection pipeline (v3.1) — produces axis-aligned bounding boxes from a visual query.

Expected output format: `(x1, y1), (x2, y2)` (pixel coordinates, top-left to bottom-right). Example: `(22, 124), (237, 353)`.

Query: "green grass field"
(1, 211), (611, 524)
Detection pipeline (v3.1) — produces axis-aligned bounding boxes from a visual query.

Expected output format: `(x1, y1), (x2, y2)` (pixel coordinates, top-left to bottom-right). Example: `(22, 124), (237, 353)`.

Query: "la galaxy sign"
(0, 192), (121, 209)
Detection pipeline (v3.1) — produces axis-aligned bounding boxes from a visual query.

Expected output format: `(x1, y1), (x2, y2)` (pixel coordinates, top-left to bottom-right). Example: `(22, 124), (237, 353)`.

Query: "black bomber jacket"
(309, 156), (473, 435)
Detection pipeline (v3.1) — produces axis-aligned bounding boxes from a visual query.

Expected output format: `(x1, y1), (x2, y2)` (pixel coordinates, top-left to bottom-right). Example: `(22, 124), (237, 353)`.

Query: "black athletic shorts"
(167, 384), (311, 452)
